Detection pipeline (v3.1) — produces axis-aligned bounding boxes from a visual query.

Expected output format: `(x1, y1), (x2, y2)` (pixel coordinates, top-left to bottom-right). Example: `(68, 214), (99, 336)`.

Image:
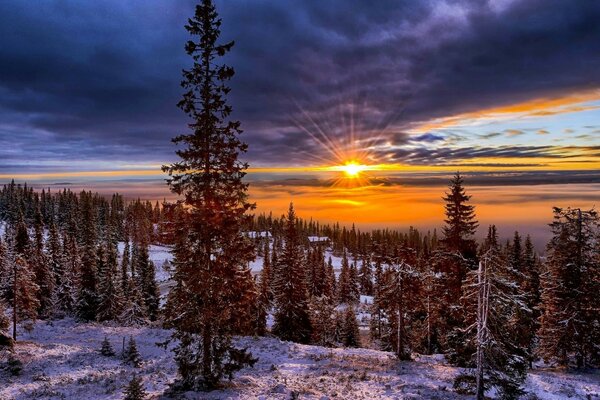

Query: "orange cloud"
(412, 88), (600, 133)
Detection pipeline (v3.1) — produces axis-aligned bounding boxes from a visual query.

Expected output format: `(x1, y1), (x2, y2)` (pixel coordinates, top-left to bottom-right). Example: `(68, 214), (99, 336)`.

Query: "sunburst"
(290, 99), (404, 187)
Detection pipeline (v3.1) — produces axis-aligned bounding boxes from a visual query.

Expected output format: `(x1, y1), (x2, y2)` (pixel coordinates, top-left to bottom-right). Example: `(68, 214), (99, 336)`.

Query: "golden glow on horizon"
(2, 156), (600, 181)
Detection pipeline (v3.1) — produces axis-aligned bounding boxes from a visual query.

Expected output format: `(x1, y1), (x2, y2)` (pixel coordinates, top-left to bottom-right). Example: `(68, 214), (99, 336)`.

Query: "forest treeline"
(0, 174), (599, 398)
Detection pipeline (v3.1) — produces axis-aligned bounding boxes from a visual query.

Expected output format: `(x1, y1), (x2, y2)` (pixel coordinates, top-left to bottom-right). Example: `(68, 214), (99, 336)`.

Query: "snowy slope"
(1, 319), (598, 399)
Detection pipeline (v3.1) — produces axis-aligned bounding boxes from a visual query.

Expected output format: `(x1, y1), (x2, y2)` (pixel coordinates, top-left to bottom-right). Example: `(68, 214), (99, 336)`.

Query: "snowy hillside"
(1, 319), (598, 399)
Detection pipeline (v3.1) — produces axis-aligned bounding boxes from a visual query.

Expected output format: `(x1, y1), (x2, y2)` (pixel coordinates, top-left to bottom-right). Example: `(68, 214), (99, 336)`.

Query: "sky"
(1, 0), (599, 242)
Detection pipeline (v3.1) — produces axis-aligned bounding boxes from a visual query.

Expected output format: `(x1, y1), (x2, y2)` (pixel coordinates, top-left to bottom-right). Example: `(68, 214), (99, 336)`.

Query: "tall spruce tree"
(272, 203), (312, 343)
(375, 257), (419, 360)
(538, 208), (600, 368)
(97, 241), (123, 322)
(32, 207), (54, 317)
(441, 172), (478, 257)
(255, 244), (271, 336)
(162, 0), (257, 390)
(337, 250), (351, 304)
(309, 295), (336, 347)
(359, 257), (373, 296)
(11, 255), (40, 340)
(521, 235), (541, 368)
(341, 306), (361, 348)
(77, 192), (99, 321)
(135, 243), (160, 321)
(56, 233), (78, 315)
(348, 261), (360, 303)
(121, 238), (131, 293)
(454, 226), (528, 399)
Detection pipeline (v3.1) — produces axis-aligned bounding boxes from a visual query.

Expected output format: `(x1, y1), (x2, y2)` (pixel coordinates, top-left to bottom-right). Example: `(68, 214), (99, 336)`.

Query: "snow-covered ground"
(1, 319), (598, 399)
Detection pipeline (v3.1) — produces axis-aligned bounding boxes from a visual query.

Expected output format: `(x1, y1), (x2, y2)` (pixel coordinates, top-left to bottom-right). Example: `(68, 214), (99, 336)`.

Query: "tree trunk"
(476, 261), (485, 400)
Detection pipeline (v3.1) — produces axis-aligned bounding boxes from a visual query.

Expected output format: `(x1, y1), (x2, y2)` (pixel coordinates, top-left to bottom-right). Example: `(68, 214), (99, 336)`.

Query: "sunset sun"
(341, 161), (366, 177)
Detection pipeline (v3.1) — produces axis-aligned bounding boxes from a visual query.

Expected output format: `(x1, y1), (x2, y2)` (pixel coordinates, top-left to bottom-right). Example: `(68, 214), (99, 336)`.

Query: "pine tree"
(255, 245), (271, 336)
(97, 242), (123, 322)
(46, 221), (62, 294)
(348, 261), (360, 303)
(124, 336), (142, 368)
(135, 243), (159, 321)
(337, 250), (351, 304)
(341, 306), (361, 348)
(123, 375), (147, 400)
(161, 0), (257, 389)
(538, 208), (600, 368)
(272, 203), (312, 343)
(375, 257), (418, 360)
(77, 192), (99, 321)
(32, 208), (54, 318)
(309, 295), (336, 347)
(419, 264), (445, 355)
(56, 233), (78, 315)
(11, 255), (40, 340)
(521, 235), (541, 367)
(100, 336), (116, 356)
(359, 257), (373, 296)
(121, 238), (131, 293)
(441, 172), (478, 257)
(454, 226), (528, 399)
(119, 280), (148, 327)
(323, 256), (336, 299)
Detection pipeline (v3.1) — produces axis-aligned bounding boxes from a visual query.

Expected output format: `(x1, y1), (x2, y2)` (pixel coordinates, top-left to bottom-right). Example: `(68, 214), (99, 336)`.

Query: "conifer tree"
(77, 192), (99, 321)
(135, 243), (160, 321)
(538, 208), (600, 368)
(46, 222), (62, 288)
(255, 246), (271, 336)
(341, 306), (361, 348)
(161, 0), (257, 389)
(454, 226), (528, 399)
(359, 257), (373, 296)
(100, 336), (116, 356)
(119, 280), (148, 327)
(11, 256), (40, 340)
(121, 238), (131, 293)
(97, 242), (123, 322)
(337, 250), (351, 304)
(521, 235), (540, 366)
(123, 375), (147, 400)
(124, 336), (142, 368)
(56, 233), (78, 315)
(376, 257), (418, 360)
(14, 214), (30, 255)
(349, 261), (360, 303)
(32, 208), (54, 317)
(272, 203), (312, 343)
(436, 174), (478, 355)
(441, 172), (478, 257)
(309, 295), (336, 347)
(323, 256), (336, 299)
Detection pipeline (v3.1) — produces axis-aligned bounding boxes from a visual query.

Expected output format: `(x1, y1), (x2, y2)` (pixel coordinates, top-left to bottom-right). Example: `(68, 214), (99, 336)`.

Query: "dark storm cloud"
(411, 133), (445, 143)
(1, 0), (600, 170)
(373, 145), (600, 165)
